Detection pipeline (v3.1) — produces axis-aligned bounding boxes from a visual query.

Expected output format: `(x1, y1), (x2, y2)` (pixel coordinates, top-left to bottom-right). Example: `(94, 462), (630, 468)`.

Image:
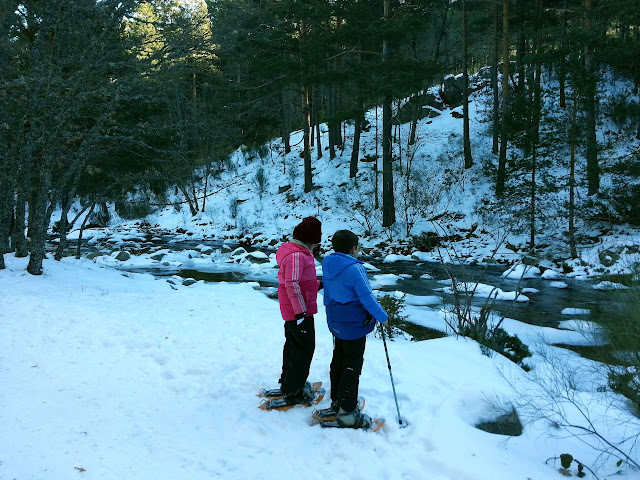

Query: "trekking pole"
(379, 323), (407, 428)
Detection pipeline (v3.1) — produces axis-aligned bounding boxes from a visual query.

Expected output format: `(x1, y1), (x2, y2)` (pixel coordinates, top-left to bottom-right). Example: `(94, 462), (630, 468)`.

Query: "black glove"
(363, 313), (373, 326)
(318, 281), (323, 291)
(295, 312), (306, 320)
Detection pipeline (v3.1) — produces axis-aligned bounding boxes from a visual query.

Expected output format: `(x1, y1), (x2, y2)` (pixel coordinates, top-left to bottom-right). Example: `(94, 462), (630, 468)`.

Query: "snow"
(2, 254), (638, 480)
(561, 308), (592, 316)
(371, 273), (404, 287)
(4, 59), (640, 480)
(501, 264), (542, 280)
(593, 281), (629, 291)
(436, 280), (530, 303)
(383, 254), (414, 263)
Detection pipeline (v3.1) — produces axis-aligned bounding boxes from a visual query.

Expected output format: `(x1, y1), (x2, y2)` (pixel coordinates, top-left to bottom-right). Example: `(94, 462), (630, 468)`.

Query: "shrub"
(604, 274), (640, 408)
(377, 294), (408, 339)
(115, 199), (156, 220)
(461, 323), (531, 369)
(254, 167), (268, 197)
(410, 231), (443, 250)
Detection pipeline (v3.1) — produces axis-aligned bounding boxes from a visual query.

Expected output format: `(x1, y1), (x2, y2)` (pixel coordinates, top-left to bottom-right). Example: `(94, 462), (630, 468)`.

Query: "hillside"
(103, 71), (640, 278)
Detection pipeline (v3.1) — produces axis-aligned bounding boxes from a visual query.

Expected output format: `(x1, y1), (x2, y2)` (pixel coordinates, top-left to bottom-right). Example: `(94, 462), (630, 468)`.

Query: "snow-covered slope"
(1, 254), (638, 479)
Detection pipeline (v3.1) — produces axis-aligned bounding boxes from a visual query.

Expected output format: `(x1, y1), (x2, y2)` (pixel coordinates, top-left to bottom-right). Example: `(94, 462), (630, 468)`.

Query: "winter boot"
(336, 407), (371, 429)
(283, 383), (315, 406)
(313, 397), (364, 422)
(312, 401), (340, 421)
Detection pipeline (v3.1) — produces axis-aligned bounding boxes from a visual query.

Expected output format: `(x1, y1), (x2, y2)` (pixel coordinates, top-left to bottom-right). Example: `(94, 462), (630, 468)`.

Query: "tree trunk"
(76, 203), (95, 260)
(584, 0), (599, 195)
(408, 93), (421, 146)
(13, 189), (28, 257)
(314, 86), (323, 160)
(201, 162), (210, 213)
(302, 82), (313, 192)
(382, 0), (395, 228)
(54, 191), (75, 261)
(492, 2), (500, 154)
(328, 84), (337, 159)
(530, 146), (537, 250)
(350, 107), (363, 178)
(54, 161), (84, 260)
(496, 0), (510, 197)
(310, 86), (315, 148)
(568, 104), (578, 258)
(26, 164), (51, 275)
(332, 88), (342, 149)
(517, 31), (526, 93)
(530, 0), (544, 250)
(300, 19), (313, 192)
(0, 182), (11, 269)
(462, 0), (473, 169)
(559, 60), (566, 108)
(279, 90), (291, 154)
(179, 186), (199, 216)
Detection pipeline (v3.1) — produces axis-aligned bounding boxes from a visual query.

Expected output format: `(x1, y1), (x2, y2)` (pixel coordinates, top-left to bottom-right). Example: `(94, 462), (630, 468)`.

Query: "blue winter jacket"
(322, 252), (388, 340)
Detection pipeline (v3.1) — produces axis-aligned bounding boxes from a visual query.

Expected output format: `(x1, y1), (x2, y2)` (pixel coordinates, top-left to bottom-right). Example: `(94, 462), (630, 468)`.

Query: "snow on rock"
(501, 264), (541, 279)
(411, 251), (439, 262)
(561, 308), (591, 315)
(592, 281), (629, 291)
(363, 262), (381, 272)
(557, 320), (604, 338)
(383, 253), (413, 263)
(246, 251), (271, 264)
(436, 281), (529, 302)
(541, 269), (563, 280)
(372, 273), (404, 286)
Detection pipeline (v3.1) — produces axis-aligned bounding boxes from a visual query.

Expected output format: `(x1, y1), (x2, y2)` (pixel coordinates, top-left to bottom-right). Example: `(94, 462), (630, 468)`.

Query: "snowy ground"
(2, 254), (639, 480)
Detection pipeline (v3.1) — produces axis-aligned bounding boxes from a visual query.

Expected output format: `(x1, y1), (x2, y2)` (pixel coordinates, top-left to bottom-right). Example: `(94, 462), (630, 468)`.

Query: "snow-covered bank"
(50, 70), (640, 281)
(1, 255), (638, 480)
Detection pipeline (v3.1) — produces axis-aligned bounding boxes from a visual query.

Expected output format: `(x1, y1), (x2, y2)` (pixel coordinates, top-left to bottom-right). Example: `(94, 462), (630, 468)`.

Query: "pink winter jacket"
(276, 241), (320, 321)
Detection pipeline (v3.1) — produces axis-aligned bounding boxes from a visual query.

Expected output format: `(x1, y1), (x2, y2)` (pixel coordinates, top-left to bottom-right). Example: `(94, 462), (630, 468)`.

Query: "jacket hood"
(276, 241), (313, 265)
(322, 252), (361, 280)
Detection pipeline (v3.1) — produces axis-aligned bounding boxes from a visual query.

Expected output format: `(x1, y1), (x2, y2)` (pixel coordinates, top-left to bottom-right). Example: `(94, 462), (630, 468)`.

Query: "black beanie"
(293, 217), (322, 244)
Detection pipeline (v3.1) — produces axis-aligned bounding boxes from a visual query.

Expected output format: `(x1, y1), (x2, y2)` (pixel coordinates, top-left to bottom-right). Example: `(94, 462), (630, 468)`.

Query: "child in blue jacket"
(318, 230), (388, 428)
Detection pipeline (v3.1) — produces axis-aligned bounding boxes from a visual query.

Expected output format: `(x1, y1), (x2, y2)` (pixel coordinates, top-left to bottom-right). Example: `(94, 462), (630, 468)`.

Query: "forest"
(1, 0), (640, 275)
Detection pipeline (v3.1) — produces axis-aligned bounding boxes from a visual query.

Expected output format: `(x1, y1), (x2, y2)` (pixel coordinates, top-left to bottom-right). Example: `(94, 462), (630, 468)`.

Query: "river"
(58, 231), (630, 333)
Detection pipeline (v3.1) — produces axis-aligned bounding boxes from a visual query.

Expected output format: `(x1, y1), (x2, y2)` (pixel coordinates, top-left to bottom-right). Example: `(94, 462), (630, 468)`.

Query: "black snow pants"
(279, 316), (315, 394)
(329, 335), (367, 412)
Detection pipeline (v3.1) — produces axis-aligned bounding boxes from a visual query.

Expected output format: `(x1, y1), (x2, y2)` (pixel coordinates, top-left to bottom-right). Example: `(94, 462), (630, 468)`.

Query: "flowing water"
(54, 233), (630, 332)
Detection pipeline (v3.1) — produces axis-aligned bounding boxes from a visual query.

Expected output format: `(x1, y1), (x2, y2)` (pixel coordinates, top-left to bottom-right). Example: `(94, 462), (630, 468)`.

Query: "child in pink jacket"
(275, 216), (322, 405)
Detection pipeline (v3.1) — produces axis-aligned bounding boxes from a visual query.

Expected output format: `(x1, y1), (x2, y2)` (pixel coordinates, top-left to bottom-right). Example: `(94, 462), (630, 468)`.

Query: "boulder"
(114, 251), (131, 262)
(395, 93), (443, 124)
(440, 74), (464, 107)
(475, 409), (523, 436)
(230, 247), (248, 257)
(246, 251), (270, 264)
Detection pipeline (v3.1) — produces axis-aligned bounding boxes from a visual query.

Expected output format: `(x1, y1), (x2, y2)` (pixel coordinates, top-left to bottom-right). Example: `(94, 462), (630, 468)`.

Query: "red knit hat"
(293, 217), (322, 244)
